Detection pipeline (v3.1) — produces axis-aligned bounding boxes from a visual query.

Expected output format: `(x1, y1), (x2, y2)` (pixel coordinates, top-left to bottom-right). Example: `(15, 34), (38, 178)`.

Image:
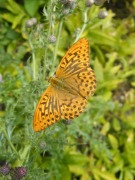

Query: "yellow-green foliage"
(0, 0), (135, 179)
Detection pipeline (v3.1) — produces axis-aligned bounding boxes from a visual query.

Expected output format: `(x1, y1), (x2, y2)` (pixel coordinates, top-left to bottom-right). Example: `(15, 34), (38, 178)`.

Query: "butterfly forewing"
(56, 38), (96, 99)
(33, 86), (60, 132)
(56, 38), (90, 78)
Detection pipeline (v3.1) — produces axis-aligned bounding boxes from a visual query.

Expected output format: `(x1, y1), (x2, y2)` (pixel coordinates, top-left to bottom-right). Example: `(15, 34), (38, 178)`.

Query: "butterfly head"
(48, 77), (52, 82)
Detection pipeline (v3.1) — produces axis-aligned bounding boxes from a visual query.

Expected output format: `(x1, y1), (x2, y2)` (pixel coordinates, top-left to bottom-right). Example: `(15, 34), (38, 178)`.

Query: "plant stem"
(74, 8), (89, 42)
(28, 35), (37, 110)
(3, 128), (20, 159)
(52, 18), (64, 73)
(29, 37), (36, 81)
(43, 1), (53, 77)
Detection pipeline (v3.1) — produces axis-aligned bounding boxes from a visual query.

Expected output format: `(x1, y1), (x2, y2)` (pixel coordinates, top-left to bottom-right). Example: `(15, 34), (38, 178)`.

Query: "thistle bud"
(94, 0), (107, 6)
(48, 35), (56, 43)
(62, 8), (70, 15)
(39, 141), (46, 149)
(0, 163), (10, 175)
(60, 0), (75, 9)
(63, 120), (72, 125)
(59, 0), (68, 5)
(85, 0), (94, 7)
(98, 10), (108, 19)
(11, 167), (27, 180)
(25, 17), (37, 28)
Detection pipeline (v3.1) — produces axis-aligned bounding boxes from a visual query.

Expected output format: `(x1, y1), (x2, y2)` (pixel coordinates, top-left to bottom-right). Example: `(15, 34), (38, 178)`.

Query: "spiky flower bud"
(98, 10), (108, 19)
(39, 141), (46, 149)
(48, 35), (56, 43)
(0, 163), (10, 175)
(25, 17), (37, 28)
(85, 0), (94, 7)
(60, 0), (75, 9)
(63, 120), (72, 125)
(11, 167), (27, 180)
(36, 24), (43, 31)
(62, 8), (70, 15)
(59, 0), (68, 5)
(94, 0), (107, 6)
(65, 0), (75, 8)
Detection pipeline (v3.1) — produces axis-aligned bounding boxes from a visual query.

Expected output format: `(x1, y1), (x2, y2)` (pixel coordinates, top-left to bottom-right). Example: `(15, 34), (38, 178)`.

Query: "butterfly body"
(50, 76), (83, 97)
(33, 38), (96, 132)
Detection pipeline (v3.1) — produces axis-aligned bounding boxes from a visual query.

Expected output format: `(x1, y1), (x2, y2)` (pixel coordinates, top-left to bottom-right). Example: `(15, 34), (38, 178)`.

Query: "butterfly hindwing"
(64, 67), (96, 99)
(57, 89), (87, 120)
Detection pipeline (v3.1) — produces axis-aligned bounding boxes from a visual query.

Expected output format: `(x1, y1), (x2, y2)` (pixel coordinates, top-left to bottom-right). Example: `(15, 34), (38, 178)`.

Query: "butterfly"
(33, 38), (96, 132)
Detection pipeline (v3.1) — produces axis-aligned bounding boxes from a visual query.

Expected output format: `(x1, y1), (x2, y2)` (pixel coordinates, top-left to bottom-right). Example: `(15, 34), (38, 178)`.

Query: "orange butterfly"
(33, 38), (96, 132)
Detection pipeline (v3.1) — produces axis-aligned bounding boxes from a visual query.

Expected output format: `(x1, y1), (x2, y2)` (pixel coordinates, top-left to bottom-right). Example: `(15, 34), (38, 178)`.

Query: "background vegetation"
(0, 0), (135, 179)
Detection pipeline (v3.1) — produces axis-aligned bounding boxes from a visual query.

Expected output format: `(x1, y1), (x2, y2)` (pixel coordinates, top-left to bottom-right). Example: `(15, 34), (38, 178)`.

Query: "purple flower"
(0, 163), (10, 175)
(11, 167), (27, 180)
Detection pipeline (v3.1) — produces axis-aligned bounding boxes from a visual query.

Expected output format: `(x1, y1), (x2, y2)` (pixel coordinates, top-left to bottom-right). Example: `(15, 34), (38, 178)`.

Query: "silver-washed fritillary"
(33, 38), (96, 132)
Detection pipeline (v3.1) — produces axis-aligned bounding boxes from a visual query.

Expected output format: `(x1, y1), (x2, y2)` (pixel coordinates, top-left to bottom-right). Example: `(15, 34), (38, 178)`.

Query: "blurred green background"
(0, 0), (135, 179)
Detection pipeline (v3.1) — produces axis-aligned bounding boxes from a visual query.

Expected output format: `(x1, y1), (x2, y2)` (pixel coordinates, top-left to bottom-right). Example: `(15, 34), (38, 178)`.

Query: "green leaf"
(12, 14), (25, 29)
(61, 165), (71, 180)
(101, 122), (110, 135)
(64, 153), (88, 165)
(69, 166), (85, 176)
(6, 0), (24, 14)
(89, 30), (116, 47)
(108, 134), (119, 149)
(124, 171), (134, 180)
(2, 13), (16, 23)
(94, 59), (104, 82)
(24, 0), (40, 16)
(131, 81), (135, 87)
(112, 119), (121, 131)
(92, 45), (105, 64)
(2, 13), (25, 29)
(93, 169), (117, 180)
